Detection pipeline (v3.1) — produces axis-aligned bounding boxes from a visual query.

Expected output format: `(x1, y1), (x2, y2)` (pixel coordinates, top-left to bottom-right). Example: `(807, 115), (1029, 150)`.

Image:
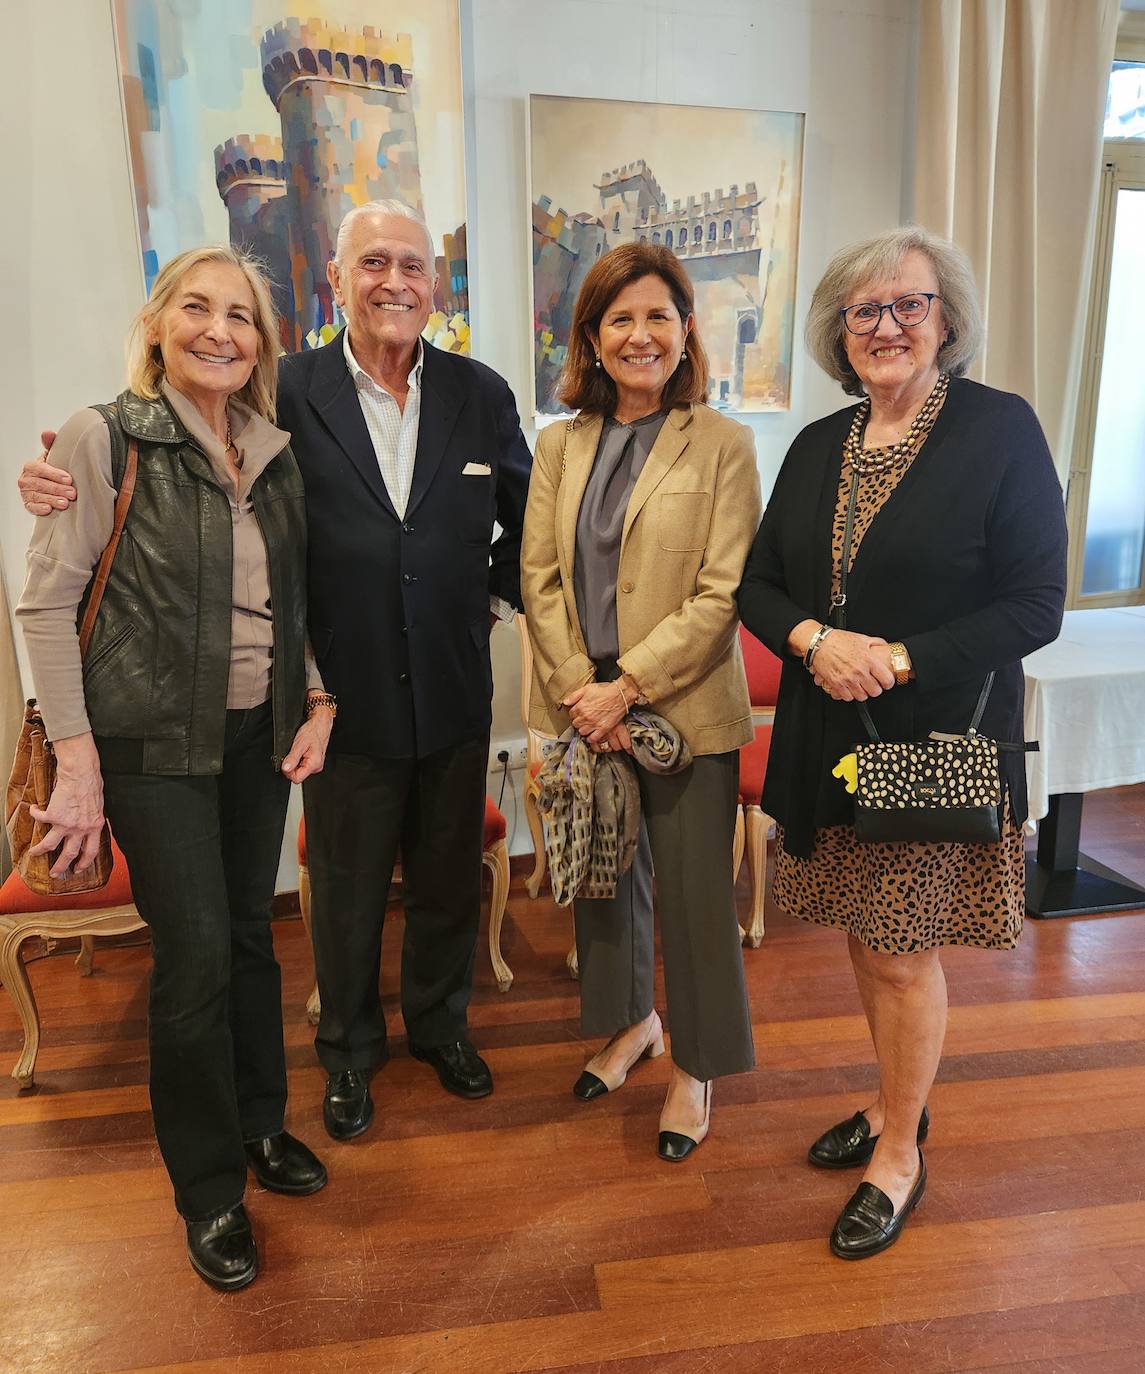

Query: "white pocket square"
(462, 461), (492, 476)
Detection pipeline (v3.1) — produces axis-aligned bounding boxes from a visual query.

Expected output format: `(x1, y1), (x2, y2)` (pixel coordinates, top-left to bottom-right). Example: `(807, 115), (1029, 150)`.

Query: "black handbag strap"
(835, 458), (994, 745)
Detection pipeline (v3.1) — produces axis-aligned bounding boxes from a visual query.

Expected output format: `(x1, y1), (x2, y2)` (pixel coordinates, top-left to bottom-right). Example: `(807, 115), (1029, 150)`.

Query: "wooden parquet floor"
(2, 786), (1144, 1374)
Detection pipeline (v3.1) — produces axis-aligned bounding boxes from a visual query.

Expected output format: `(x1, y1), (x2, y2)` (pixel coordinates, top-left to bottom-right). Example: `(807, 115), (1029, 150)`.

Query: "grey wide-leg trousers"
(573, 750), (755, 1081)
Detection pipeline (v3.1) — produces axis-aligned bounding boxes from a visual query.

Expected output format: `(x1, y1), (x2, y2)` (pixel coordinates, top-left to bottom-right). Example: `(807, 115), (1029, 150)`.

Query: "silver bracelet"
(803, 623), (834, 671)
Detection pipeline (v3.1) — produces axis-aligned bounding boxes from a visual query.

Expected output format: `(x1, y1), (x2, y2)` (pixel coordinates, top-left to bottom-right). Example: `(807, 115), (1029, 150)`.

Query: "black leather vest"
(82, 390), (307, 775)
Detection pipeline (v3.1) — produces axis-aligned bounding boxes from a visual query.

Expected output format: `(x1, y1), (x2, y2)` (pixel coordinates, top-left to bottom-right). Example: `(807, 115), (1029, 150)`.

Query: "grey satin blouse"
(573, 410), (668, 661)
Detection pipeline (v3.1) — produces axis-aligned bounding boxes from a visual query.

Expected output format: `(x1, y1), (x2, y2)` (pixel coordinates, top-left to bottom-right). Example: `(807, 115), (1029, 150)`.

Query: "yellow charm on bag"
(832, 752), (858, 794)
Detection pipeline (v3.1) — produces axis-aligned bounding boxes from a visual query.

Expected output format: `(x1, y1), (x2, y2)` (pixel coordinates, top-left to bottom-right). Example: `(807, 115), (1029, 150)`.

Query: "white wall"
(2, 0), (918, 872)
(471, 0), (919, 845)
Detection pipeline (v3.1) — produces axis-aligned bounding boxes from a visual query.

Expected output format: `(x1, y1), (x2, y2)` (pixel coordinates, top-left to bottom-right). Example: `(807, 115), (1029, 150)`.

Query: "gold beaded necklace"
(843, 372), (949, 475)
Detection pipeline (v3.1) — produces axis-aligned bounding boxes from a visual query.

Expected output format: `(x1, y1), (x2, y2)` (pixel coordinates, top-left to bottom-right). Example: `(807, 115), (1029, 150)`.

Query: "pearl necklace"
(844, 373), (949, 475)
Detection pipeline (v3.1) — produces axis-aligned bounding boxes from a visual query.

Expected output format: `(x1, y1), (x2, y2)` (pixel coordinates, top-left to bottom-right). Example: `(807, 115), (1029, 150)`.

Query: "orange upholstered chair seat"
(0, 842), (133, 916)
(1, 836), (143, 1088)
(737, 723), (773, 808)
(735, 627), (781, 950)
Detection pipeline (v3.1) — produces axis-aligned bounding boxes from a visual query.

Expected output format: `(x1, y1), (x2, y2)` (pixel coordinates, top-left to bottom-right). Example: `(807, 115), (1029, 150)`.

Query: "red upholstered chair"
(0, 841), (142, 1087)
(737, 626), (782, 947)
(297, 795), (513, 1024)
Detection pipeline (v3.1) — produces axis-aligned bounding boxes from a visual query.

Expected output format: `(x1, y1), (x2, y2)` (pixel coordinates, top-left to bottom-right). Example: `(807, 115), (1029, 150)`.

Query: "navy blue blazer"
(277, 331), (532, 759)
(737, 377), (1068, 858)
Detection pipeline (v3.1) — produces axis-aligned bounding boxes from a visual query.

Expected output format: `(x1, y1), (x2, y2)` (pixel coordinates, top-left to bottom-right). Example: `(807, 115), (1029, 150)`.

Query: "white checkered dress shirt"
(344, 329), (422, 518)
(342, 331), (515, 622)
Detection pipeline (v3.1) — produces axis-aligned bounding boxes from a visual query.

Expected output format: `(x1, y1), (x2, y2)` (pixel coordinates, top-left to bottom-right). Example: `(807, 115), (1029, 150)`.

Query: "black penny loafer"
(409, 1039), (493, 1099)
(244, 1131), (328, 1195)
(323, 1069), (374, 1141)
(830, 1152), (927, 1260)
(808, 1104), (929, 1170)
(186, 1203), (257, 1291)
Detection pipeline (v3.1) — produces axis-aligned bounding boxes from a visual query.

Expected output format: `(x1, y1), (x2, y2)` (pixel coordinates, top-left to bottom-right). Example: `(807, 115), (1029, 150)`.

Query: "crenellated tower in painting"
(259, 19), (421, 346)
(214, 134), (296, 350)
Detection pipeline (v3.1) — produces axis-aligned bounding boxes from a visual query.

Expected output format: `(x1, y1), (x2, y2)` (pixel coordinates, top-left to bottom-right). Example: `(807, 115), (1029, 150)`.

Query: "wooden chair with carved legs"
(297, 796), (513, 1024)
(737, 626), (782, 948)
(0, 842), (142, 1088)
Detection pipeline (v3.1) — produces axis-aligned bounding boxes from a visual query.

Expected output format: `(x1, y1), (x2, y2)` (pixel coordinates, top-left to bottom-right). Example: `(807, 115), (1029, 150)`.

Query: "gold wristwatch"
(887, 642), (913, 687)
(306, 691), (337, 718)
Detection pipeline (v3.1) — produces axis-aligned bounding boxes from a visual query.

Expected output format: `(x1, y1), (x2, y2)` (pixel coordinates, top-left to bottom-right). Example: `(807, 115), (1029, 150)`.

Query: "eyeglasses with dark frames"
(839, 292), (941, 336)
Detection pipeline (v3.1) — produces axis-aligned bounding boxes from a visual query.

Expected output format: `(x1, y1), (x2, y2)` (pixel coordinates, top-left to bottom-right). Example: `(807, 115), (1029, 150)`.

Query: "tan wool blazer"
(521, 402), (762, 756)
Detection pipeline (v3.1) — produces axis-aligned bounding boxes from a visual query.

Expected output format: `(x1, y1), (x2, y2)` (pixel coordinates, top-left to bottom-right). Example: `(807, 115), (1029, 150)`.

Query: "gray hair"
(805, 225), (983, 396)
(334, 199), (436, 269)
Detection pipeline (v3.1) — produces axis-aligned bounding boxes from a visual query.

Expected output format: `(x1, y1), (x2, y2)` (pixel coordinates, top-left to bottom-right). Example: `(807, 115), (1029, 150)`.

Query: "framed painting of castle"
(528, 94), (804, 416)
(111, 0), (470, 354)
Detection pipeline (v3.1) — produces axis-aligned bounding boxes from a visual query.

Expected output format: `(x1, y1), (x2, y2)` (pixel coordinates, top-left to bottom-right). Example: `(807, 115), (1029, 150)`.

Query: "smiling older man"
(20, 200), (532, 1139)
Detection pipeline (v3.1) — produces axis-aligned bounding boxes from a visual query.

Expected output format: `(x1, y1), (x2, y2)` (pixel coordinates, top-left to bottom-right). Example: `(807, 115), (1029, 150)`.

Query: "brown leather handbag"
(5, 441), (138, 896)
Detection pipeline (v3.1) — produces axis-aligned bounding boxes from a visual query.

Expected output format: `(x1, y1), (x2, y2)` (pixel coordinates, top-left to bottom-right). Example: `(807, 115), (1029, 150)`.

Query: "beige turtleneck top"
(17, 381), (319, 742)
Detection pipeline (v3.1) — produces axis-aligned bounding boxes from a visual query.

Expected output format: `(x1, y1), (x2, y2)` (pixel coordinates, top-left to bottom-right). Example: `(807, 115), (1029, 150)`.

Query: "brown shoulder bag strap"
(76, 438), (139, 659)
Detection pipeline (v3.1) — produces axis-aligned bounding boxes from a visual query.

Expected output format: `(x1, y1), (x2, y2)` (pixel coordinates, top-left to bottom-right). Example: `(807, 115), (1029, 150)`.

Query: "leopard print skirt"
(772, 815), (1026, 953)
(775, 393), (1026, 954)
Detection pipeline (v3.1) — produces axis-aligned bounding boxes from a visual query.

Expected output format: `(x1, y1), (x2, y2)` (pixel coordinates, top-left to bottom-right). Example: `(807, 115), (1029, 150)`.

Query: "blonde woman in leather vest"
(16, 246), (330, 1291)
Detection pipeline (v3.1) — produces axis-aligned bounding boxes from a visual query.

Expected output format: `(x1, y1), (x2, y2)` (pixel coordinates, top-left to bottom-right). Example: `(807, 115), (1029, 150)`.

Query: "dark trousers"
(574, 750), (755, 1082)
(101, 702), (290, 1221)
(302, 733), (488, 1071)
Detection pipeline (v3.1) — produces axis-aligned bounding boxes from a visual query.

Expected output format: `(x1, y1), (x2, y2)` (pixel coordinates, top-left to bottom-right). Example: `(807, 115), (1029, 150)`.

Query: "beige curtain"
(913, 0), (1120, 483)
(0, 569), (22, 880)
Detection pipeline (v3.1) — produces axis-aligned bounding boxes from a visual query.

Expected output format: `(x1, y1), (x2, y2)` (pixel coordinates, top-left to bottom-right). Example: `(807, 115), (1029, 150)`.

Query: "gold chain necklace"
(844, 373), (949, 475)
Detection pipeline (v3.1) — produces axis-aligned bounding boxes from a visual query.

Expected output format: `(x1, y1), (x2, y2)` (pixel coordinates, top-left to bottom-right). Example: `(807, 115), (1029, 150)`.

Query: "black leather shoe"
(409, 1039), (493, 1099)
(185, 1203), (257, 1291)
(808, 1105), (929, 1170)
(244, 1131), (328, 1195)
(830, 1152), (927, 1260)
(323, 1069), (374, 1140)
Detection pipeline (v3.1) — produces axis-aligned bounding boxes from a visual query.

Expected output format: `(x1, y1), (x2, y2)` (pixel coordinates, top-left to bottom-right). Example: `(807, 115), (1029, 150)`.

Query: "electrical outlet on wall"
(489, 737), (529, 773)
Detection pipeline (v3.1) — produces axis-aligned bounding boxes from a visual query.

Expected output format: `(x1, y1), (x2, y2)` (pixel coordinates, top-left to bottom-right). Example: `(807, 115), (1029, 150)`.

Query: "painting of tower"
(214, 136), (296, 350)
(529, 95), (804, 414)
(112, 2), (469, 355)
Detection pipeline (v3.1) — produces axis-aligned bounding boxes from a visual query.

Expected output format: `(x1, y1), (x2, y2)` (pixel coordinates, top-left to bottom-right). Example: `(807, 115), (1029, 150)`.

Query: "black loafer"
(244, 1131), (328, 1195)
(323, 1069), (374, 1140)
(808, 1105), (929, 1169)
(186, 1203), (257, 1290)
(409, 1039), (493, 1099)
(830, 1152), (927, 1260)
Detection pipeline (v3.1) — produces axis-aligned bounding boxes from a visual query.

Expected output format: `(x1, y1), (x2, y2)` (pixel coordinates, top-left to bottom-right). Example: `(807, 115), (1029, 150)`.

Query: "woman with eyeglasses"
(736, 226), (1066, 1259)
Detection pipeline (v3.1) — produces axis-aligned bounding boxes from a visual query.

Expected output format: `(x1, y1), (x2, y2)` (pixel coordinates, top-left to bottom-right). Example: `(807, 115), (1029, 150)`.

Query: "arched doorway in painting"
(732, 312), (758, 404)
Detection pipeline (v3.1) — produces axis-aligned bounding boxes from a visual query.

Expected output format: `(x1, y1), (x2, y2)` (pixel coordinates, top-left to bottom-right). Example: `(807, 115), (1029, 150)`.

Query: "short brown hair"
(805, 225), (983, 397)
(557, 242), (710, 414)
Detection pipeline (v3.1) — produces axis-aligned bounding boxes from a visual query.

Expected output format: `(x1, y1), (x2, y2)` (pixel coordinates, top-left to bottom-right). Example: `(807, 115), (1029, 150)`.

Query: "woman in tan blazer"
(522, 241), (761, 1160)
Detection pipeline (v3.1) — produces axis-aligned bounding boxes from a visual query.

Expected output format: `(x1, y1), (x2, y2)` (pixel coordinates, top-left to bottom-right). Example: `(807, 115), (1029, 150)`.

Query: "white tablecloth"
(1022, 606), (1145, 821)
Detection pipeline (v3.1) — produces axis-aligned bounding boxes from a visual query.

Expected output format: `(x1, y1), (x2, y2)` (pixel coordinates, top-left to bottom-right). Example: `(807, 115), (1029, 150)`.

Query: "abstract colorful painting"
(113, 1), (470, 354)
(529, 95), (804, 415)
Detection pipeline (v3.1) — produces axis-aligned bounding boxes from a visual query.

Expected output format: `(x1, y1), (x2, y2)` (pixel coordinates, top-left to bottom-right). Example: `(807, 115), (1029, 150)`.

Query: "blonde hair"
(805, 225), (983, 397)
(125, 245), (281, 420)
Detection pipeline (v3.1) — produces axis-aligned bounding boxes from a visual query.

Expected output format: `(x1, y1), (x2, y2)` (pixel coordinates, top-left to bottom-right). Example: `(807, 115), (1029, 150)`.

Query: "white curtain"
(912, 0), (1120, 482)
(0, 569), (22, 881)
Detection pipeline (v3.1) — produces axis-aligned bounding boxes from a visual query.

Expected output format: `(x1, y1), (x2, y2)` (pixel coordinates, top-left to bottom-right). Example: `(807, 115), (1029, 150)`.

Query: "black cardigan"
(736, 377), (1068, 858)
